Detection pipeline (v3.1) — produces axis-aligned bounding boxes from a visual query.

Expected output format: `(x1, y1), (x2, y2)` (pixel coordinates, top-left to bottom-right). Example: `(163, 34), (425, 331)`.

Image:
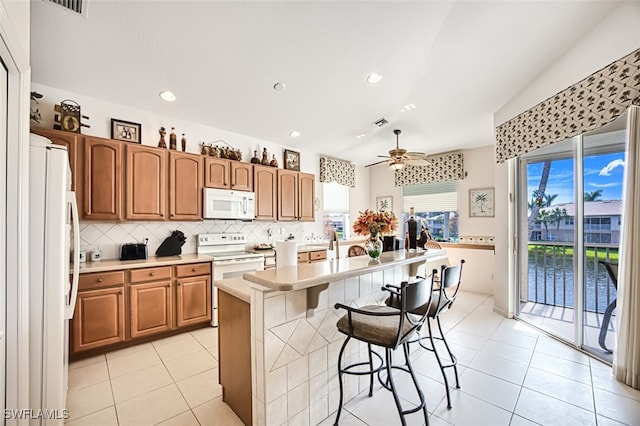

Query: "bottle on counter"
(169, 127), (177, 150)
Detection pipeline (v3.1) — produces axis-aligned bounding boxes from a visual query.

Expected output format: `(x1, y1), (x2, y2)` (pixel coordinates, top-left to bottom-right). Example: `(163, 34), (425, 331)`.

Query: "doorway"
(516, 113), (627, 362)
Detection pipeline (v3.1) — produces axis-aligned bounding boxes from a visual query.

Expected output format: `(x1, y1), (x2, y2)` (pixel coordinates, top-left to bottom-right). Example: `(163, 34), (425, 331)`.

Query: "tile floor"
(66, 291), (640, 425)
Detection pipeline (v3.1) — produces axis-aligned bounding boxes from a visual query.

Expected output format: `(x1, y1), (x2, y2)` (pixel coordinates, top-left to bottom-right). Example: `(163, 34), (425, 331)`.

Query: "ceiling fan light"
(389, 160), (405, 171)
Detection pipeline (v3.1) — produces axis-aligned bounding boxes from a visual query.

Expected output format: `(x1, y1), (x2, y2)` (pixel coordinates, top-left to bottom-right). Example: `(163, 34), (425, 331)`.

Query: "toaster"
(120, 243), (148, 261)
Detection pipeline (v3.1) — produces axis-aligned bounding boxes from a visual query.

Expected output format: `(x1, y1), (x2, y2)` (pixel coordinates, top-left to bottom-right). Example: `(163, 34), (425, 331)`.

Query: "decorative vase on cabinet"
(365, 230), (383, 261)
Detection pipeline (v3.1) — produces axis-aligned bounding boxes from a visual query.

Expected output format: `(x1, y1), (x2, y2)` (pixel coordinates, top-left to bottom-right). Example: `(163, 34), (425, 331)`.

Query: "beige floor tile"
(106, 342), (154, 360)
(593, 387), (640, 425)
(192, 397), (244, 425)
(176, 368), (223, 408)
(111, 364), (173, 403)
(68, 361), (110, 390)
(190, 326), (218, 353)
(155, 410), (200, 426)
(515, 388), (596, 425)
(434, 390), (512, 426)
(348, 387), (425, 426)
(66, 380), (114, 420)
(106, 347), (162, 379)
(69, 355), (106, 371)
(152, 332), (195, 347)
(115, 384), (189, 426)
(458, 368), (520, 412)
(523, 367), (594, 411)
(164, 349), (217, 381)
(65, 406), (117, 426)
(153, 335), (204, 362)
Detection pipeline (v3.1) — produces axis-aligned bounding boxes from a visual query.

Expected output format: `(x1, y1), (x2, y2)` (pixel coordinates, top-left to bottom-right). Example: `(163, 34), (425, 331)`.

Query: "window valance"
(496, 48), (640, 164)
(319, 157), (355, 187)
(394, 152), (464, 187)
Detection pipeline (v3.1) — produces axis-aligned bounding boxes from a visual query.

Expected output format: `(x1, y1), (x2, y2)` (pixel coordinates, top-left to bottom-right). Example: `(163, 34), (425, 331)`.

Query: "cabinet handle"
(167, 284), (171, 287)
(191, 268), (196, 272)
(119, 290), (124, 294)
(178, 282), (182, 286)
(97, 278), (103, 283)
(150, 272), (155, 276)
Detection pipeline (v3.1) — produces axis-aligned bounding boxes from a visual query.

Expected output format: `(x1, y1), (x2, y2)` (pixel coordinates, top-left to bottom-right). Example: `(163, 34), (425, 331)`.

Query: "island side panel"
(251, 265), (411, 425)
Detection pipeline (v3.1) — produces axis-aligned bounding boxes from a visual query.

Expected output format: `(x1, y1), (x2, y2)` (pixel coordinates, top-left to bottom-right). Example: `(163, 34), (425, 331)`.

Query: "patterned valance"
(394, 152), (464, 187)
(319, 157), (355, 187)
(496, 48), (640, 163)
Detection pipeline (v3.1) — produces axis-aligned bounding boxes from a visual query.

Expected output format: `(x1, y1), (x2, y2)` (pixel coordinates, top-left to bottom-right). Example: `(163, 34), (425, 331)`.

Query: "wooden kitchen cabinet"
(126, 144), (167, 220)
(129, 279), (173, 339)
(176, 276), (211, 327)
(298, 172), (315, 222)
(204, 157), (230, 189)
(72, 286), (125, 353)
(169, 151), (203, 221)
(83, 137), (122, 220)
(31, 127), (80, 191)
(277, 169), (298, 221)
(254, 165), (277, 220)
(231, 162), (253, 191)
(297, 250), (326, 264)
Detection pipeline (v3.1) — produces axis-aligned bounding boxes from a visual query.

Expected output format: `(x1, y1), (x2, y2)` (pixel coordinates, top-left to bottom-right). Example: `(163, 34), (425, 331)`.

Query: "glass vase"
(365, 233), (383, 261)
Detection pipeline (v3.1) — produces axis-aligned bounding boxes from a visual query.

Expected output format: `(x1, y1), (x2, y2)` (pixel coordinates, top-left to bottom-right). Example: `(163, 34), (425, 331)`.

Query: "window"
(322, 182), (350, 240)
(565, 217), (574, 225)
(401, 181), (458, 242)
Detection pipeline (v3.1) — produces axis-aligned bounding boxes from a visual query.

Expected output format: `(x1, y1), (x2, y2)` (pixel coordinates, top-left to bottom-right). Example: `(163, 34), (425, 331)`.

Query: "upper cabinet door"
(204, 158), (230, 189)
(126, 145), (167, 220)
(231, 162), (253, 191)
(32, 128), (79, 191)
(169, 151), (203, 221)
(83, 137), (122, 220)
(277, 169), (298, 221)
(254, 165), (277, 221)
(298, 172), (315, 222)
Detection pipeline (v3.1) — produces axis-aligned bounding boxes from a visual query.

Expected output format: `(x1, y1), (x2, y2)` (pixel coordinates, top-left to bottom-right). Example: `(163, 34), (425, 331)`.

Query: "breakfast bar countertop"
(243, 248), (447, 292)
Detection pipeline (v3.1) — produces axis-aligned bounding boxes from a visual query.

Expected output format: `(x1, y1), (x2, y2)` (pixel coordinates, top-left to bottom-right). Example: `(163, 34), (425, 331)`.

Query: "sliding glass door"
(516, 113), (626, 362)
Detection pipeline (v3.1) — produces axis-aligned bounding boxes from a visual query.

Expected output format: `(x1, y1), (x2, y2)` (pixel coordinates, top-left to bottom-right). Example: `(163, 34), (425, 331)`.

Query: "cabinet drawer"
(79, 271), (125, 290)
(297, 252), (310, 263)
(176, 263), (211, 278)
(130, 266), (172, 283)
(310, 250), (327, 261)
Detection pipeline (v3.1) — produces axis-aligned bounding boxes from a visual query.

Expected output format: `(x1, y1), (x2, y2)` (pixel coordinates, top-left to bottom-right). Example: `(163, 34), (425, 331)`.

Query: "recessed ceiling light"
(273, 82), (286, 91)
(356, 134), (366, 139)
(400, 103), (416, 112)
(289, 130), (301, 138)
(367, 73), (383, 84)
(159, 91), (176, 102)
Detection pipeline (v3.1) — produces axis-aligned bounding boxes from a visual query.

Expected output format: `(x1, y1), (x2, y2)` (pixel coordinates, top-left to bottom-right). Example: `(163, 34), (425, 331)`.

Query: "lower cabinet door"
(130, 281), (173, 338)
(72, 287), (125, 354)
(176, 276), (211, 327)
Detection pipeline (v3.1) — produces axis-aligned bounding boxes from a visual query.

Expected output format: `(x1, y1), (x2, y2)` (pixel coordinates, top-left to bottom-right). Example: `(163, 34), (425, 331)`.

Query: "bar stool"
(386, 260), (465, 409)
(334, 276), (435, 426)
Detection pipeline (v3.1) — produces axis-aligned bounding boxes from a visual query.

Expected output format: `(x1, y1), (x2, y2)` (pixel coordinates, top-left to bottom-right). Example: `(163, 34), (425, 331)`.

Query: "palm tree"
(537, 209), (551, 240)
(528, 160), (552, 239)
(584, 190), (603, 201)
(543, 193), (558, 207)
(474, 193), (488, 213)
(549, 207), (569, 232)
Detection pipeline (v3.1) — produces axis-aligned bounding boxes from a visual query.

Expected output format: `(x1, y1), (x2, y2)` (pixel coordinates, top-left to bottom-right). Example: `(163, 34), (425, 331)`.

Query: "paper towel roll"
(275, 240), (297, 268)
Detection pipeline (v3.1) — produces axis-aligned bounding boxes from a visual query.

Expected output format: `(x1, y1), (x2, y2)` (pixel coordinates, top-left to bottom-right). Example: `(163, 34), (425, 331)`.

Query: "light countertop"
(76, 253), (213, 273)
(243, 249), (447, 292)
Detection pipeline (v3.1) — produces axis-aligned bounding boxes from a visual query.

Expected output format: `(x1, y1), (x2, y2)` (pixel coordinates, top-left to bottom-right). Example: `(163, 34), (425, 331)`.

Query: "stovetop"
(196, 233), (264, 261)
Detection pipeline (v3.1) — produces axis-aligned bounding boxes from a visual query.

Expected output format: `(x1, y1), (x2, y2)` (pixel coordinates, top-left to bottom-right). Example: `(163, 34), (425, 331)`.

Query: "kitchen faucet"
(328, 229), (340, 259)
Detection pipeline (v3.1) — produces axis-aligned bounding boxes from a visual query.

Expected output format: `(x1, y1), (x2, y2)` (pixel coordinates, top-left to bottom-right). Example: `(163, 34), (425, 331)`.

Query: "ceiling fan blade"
(405, 152), (428, 159)
(365, 159), (389, 167)
(406, 158), (430, 166)
(377, 155), (391, 159)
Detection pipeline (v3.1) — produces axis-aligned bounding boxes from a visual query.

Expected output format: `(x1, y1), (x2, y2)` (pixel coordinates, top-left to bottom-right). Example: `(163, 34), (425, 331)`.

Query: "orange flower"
(352, 209), (398, 236)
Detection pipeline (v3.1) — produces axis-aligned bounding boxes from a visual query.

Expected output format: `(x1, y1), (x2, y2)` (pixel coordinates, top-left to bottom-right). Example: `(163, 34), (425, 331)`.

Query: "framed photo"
(376, 195), (393, 212)
(284, 149), (300, 171)
(111, 118), (141, 143)
(469, 187), (495, 217)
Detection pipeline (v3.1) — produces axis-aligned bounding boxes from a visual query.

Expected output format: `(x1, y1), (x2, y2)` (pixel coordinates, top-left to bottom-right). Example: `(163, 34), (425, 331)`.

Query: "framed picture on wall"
(111, 118), (141, 143)
(376, 195), (393, 212)
(469, 187), (494, 217)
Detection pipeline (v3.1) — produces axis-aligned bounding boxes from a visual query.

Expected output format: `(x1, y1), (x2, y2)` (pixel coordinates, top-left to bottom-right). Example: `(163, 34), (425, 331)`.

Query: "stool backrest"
(395, 275), (435, 346)
(425, 241), (442, 250)
(598, 260), (618, 290)
(347, 245), (367, 257)
(434, 259), (465, 315)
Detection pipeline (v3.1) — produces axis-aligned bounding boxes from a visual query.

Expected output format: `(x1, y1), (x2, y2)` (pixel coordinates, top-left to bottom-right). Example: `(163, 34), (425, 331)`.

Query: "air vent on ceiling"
(373, 117), (388, 127)
(46, 0), (86, 16)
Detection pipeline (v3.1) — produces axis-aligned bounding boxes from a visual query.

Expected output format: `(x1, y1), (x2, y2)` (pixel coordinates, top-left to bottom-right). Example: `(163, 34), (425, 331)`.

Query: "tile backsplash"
(79, 220), (321, 260)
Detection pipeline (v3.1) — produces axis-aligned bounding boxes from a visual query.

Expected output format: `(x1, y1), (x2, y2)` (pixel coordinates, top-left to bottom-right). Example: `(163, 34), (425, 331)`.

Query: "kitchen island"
(215, 249), (448, 425)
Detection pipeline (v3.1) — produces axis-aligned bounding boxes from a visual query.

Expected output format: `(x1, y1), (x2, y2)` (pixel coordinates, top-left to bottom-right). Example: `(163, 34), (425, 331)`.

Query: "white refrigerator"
(29, 134), (80, 424)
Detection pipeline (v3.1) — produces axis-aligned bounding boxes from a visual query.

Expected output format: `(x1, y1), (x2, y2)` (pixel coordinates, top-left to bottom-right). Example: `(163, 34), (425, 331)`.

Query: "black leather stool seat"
(337, 305), (418, 348)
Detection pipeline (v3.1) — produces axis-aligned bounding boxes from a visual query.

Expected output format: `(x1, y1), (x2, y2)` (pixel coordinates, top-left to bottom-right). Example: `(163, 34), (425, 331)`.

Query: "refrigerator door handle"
(65, 191), (80, 319)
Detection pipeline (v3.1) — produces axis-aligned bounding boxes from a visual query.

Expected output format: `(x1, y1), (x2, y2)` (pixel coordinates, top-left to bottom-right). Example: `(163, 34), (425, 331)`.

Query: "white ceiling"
(30, 0), (621, 166)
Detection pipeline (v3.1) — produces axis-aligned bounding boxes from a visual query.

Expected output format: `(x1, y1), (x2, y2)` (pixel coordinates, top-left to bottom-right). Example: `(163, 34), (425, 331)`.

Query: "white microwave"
(203, 188), (256, 220)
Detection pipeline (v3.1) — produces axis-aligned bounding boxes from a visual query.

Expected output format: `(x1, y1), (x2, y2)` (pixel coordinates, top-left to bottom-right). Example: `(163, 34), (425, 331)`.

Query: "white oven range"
(197, 233), (264, 326)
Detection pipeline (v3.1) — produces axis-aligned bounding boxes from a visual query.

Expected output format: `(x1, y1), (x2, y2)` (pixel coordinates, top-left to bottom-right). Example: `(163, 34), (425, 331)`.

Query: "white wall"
(349, 165), (370, 224)
(368, 163), (402, 224)
(492, 2), (640, 316)
(1, 0), (29, 58)
(457, 145), (495, 237)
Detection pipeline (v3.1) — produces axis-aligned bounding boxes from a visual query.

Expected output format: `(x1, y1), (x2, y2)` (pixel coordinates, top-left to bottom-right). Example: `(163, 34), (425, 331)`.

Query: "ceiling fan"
(366, 129), (430, 170)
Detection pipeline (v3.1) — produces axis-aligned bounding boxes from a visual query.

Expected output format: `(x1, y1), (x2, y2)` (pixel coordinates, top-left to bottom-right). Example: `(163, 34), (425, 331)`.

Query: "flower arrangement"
(352, 209), (399, 237)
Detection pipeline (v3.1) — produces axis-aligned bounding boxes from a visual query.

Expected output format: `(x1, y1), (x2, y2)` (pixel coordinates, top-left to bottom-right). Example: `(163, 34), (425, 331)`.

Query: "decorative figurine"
(251, 150), (260, 164)
(169, 127), (177, 150)
(158, 127), (167, 148)
(181, 134), (187, 152)
(261, 148), (269, 165)
(200, 142), (207, 155)
(269, 154), (278, 168)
